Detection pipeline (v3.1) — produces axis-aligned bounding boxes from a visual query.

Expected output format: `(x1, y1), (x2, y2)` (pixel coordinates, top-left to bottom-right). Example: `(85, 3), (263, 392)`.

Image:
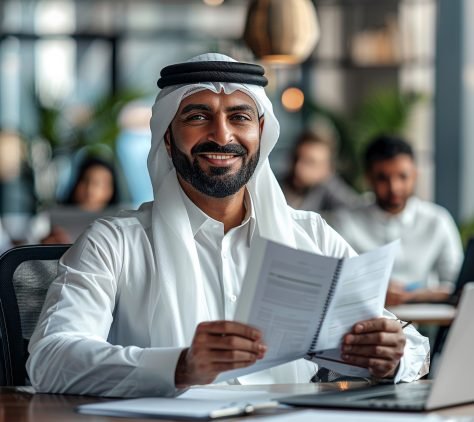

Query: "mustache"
(191, 142), (247, 156)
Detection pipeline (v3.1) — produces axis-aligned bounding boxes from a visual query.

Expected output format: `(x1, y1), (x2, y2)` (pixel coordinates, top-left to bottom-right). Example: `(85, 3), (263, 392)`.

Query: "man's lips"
(196, 153), (242, 166)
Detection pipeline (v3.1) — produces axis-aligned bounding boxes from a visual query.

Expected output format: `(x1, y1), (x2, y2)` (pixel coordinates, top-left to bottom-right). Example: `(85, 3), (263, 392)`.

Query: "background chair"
(0, 244), (70, 386)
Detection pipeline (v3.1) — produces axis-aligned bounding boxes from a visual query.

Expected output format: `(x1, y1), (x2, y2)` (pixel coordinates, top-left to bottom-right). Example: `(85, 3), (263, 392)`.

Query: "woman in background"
(41, 156), (120, 244)
(65, 156), (119, 212)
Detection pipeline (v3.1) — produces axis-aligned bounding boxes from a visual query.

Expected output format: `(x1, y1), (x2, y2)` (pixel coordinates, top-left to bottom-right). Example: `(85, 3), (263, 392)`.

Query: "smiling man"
(27, 54), (429, 397)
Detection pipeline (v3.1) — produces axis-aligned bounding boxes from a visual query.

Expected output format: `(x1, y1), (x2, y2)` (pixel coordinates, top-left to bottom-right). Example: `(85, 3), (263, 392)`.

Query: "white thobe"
(329, 197), (464, 289)
(27, 188), (429, 397)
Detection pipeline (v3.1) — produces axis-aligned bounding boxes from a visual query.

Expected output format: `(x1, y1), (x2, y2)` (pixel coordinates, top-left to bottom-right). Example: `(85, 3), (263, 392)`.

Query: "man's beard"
(169, 131), (260, 198)
(377, 194), (410, 214)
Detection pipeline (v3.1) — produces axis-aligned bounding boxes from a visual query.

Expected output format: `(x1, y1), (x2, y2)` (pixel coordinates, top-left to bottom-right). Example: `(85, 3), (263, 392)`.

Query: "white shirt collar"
(179, 185), (256, 244)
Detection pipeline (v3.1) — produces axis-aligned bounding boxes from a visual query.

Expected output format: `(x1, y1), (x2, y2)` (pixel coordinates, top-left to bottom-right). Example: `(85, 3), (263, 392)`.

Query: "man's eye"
(231, 114), (251, 121)
(186, 114), (207, 121)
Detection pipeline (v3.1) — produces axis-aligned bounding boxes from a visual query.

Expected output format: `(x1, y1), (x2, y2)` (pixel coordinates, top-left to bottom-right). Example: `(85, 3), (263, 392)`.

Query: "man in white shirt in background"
(330, 135), (463, 306)
(27, 54), (429, 398)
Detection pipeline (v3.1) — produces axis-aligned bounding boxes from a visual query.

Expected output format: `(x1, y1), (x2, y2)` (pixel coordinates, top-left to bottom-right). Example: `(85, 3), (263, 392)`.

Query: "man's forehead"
(370, 155), (416, 173)
(178, 89), (259, 112)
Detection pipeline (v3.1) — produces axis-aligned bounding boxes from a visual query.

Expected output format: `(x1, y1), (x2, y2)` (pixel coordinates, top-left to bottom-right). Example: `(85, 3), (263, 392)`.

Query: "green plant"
(35, 89), (146, 155)
(351, 89), (425, 156)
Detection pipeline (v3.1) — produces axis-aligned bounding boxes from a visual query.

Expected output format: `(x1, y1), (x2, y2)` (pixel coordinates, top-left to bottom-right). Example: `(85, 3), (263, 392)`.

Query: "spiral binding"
(308, 259), (343, 352)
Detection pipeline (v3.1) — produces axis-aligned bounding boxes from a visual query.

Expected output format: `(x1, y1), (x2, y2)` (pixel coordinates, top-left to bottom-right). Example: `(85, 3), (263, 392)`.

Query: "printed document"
(215, 238), (399, 382)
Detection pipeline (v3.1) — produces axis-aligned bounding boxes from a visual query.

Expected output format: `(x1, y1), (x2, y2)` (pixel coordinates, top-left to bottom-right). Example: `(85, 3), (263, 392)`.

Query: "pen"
(401, 320), (413, 329)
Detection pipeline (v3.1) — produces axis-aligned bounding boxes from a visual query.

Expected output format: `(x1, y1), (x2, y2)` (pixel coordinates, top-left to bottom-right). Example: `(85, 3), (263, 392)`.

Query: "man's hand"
(341, 318), (406, 379)
(385, 280), (452, 306)
(385, 281), (413, 306)
(175, 321), (267, 388)
(406, 286), (451, 303)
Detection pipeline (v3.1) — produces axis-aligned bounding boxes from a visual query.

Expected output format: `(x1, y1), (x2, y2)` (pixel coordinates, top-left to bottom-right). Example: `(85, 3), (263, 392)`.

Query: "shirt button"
(229, 294), (237, 302)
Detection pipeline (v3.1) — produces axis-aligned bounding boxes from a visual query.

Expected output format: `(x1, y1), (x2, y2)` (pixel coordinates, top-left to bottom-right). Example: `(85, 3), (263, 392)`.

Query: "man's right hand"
(174, 321), (267, 388)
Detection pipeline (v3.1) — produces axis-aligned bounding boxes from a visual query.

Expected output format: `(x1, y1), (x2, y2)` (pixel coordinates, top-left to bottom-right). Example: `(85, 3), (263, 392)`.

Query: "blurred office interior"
(0, 0), (474, 244)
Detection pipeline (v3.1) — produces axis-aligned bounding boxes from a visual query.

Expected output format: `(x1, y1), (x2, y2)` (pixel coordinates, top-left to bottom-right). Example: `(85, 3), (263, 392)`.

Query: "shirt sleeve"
(27, 219), (184, 398)
(382, 309), (430, 383)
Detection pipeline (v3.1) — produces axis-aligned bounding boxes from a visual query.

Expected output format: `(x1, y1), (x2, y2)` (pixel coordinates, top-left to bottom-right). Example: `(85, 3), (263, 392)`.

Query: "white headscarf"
(146, 53), (318, 353)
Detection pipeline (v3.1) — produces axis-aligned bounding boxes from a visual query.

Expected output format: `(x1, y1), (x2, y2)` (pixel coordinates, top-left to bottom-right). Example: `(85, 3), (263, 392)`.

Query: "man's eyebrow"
(226, 104), (258, 117)
(180, 104), (212, 114)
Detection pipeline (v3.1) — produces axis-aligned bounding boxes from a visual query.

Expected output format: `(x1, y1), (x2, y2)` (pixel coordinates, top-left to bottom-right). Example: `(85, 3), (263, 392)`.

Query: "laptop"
(280, 283), (474, 411)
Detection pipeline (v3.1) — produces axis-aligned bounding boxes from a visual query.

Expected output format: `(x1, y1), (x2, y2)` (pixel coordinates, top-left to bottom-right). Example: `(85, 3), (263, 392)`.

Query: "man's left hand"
(341, 318), (406, 378)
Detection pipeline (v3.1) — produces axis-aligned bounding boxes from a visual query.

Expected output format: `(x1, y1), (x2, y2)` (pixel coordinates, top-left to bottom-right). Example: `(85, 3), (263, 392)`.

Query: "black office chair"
(0, 244), (70, 386)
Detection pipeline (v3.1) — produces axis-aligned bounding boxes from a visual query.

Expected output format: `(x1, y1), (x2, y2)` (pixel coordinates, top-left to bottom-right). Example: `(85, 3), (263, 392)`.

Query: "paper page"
(214, 353), (307, 383)
(315, 240), (399, 352)
(308, 347), (371, 377)
(215, 237), (340, 382)
(179, 387), (281, 401)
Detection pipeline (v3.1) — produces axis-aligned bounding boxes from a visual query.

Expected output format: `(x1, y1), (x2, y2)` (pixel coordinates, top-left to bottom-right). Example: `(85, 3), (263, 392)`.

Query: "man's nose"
(208, 117), (233, 145)
(388, 178), (402, 193)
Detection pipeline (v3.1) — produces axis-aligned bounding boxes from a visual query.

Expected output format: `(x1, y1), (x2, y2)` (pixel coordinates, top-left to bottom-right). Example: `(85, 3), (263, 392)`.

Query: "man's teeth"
(203, 154), (235, 160)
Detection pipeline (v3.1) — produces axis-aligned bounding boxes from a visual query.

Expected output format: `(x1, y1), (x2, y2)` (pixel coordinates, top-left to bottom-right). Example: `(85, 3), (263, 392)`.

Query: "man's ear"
(164, 128), (172, 156)
(259, 116), (264, 136)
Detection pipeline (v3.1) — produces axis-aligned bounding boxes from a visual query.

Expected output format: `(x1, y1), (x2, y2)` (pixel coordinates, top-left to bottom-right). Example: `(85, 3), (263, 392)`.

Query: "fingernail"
(346, 335), (354, 344)
(343, 345), (352, 352)
(342, 354), (350, 360)
(252, 330), (261, 339)
(258, 344), (267, 352)
(355, 324), (364, 333)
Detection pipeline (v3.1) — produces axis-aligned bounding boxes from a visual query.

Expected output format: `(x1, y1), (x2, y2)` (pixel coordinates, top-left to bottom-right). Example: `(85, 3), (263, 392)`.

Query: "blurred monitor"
(47, 206), (120, 242)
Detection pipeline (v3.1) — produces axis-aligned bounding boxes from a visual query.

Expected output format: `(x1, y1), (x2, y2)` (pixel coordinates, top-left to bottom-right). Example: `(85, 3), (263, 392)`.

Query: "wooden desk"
(2, 382), (474, 421)
(388, 303), (456, 326)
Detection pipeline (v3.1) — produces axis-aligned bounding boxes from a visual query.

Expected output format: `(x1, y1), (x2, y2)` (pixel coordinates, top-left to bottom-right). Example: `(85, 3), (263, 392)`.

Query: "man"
(282, 130), (360, 213)
(27, 54), (428, 398)
(330, 135), (463, 306)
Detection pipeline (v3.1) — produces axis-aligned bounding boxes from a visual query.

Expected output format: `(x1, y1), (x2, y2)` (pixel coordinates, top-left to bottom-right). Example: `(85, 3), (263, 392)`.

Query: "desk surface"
(2, 382), (474, 421)
(388, 303), (456, 326)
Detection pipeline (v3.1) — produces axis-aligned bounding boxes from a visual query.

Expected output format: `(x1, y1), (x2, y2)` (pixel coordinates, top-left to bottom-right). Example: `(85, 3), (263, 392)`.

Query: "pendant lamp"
(243, 0), (320, 65)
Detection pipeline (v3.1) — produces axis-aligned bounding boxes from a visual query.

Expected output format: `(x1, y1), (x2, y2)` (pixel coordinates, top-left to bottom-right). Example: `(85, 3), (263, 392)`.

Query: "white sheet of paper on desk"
(179, 387), (282, 401)
(246, 409), (473, 422)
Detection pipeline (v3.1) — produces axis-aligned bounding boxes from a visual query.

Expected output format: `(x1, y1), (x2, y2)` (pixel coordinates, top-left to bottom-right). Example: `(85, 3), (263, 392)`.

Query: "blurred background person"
(64, 156), (119, 212)
(329, 135), (463, 306)
(281, 130), (360, 213)
(39, 155), (121, 244)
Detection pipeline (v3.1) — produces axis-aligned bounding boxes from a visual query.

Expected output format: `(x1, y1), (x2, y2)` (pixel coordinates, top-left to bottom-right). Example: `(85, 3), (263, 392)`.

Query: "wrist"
(174, 348), (190, 388)
(372, 362), (400, 384)
(386, 363), (399, 379)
